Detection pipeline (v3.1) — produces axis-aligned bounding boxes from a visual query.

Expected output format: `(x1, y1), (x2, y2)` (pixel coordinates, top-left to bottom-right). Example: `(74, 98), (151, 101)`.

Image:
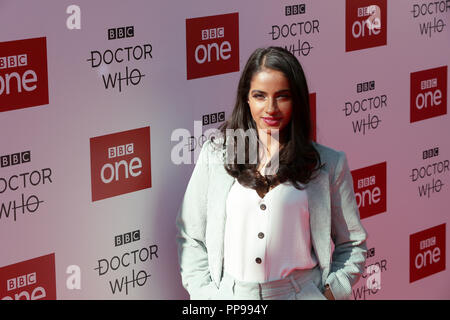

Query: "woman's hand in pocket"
(323, 285), (335, 300)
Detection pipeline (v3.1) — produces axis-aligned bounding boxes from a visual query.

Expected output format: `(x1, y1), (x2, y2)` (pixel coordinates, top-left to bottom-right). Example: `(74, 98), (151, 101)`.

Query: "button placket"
(254, 199), (269, 273)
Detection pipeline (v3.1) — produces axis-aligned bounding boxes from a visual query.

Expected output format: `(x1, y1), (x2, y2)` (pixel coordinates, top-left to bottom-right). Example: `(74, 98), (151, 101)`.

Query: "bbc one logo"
(0, 253), (56, 300)
(0, 37), (49, 112)
(186, 12), (239, 80)
(346, 0), (387, 52)
(351, 162), (387, 219)
(410, 66), (447, 123)
(90, 126), (151, 201)
(410, 223), (446, 283)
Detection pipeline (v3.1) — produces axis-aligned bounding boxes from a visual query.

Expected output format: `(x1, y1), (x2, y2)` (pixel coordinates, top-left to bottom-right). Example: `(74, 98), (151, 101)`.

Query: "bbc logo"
(202, 111), (225, 126)
(202, 27), (225, 40)
(1, 151), (31, 168)
(0, 54), (27, 69)
(108, 143), (134, 159)
(357, 6), (373, 18)
(358, 175), (376, 189)
(420, 236), (436, 250)
(114, 230), (140, 247)
(108, 26), (134, 40)
(357, 81), (375, 93)
(7, 272), (36, 291)
(285, 4), (306, 16)
(421, 78), (438, 90)
(423, 147), (439, 160)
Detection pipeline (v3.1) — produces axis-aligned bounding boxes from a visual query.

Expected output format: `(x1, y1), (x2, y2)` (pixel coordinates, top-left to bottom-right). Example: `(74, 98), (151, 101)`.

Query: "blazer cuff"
(325, 272), (352, 300)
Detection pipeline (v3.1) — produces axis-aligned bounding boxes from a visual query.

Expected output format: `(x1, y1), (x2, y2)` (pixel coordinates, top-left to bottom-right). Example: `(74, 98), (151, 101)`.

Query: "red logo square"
(410, 223), (446, 283)
(351, 162), (387, 219)
(90, 126), (151, 202)
(0, 37), (49, 112)
(0, 253), (56, 300)
(410, 66), (447, 123)
(186, 12), (240, 80)
(346, 0), (387, 52)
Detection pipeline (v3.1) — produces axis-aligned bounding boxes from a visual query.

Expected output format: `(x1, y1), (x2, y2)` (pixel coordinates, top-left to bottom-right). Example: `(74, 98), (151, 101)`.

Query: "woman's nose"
(265, 97), (278, 114)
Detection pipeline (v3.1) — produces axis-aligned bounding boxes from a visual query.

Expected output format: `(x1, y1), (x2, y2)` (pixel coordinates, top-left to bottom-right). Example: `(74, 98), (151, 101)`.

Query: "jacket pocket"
(190, 281), (219, 300)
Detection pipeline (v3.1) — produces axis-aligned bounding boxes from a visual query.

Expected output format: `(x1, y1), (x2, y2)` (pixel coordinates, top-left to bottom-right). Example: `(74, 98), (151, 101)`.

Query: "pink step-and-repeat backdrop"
(0, 0), (449, 299)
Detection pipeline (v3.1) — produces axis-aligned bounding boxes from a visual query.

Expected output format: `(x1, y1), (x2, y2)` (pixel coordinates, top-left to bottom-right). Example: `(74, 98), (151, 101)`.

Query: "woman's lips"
(262, 117), (282, 126)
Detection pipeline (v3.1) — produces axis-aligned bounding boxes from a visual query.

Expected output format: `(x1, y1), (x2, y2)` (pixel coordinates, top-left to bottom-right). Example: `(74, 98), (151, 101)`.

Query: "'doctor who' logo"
(410, 66), (447, 123)
(351, 162), (387, 219)
(410, 223), (446, 283)
(90, 126), (151, 201)
(345, 0), (387, 52)
(186, 12), (239, 80)
(0, 37), (49, 112)
(0, 253), (56, 300)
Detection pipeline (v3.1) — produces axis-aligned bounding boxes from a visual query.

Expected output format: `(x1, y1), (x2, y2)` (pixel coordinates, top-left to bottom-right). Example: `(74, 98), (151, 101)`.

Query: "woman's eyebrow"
(250, 89), (291, 94)
(250, 89), (266, 94)
(276, 89), (291, 94)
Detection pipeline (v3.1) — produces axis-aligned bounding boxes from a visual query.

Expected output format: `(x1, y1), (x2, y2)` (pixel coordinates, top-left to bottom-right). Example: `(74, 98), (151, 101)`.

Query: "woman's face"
(247, 68), (293, 138)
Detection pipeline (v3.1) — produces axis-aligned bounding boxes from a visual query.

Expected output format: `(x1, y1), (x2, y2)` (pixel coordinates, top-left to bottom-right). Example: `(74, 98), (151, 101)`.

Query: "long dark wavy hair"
(212, 46), (323, 191)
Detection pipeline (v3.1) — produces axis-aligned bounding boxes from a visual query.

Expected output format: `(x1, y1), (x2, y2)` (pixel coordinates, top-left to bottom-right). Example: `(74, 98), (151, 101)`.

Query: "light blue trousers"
(214, 265), (327, 300)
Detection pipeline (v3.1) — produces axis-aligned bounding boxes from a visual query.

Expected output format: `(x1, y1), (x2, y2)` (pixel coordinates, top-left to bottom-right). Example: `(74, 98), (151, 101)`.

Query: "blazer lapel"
(306, 171), (332, 269)
(207, 160), (235, 284)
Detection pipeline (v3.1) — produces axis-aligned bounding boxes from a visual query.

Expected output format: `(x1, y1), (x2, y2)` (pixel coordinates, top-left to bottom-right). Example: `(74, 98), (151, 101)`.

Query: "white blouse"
(223, 178), (318, 283)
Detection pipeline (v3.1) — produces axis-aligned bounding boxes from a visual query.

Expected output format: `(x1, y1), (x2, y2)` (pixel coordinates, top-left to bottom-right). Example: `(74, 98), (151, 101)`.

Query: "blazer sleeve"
(175, 140), (218, 300)
(326, 151), (369, 300)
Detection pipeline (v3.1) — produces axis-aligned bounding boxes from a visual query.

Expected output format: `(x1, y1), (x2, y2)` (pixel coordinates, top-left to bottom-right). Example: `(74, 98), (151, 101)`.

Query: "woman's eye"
(253, 94), (265, 99)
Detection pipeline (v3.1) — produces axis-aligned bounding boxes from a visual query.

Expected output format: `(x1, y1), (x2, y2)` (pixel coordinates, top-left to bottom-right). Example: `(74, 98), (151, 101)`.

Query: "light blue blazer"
(176, 138), (368, 300)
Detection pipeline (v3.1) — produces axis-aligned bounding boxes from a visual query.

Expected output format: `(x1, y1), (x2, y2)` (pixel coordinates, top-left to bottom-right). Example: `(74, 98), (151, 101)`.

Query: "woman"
(176, 46), (368, 300)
